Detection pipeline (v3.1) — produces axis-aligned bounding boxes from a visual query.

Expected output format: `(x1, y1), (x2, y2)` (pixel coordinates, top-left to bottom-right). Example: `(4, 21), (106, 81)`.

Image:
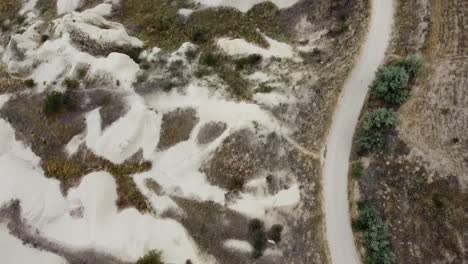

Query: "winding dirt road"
(322, 1), (395, 264)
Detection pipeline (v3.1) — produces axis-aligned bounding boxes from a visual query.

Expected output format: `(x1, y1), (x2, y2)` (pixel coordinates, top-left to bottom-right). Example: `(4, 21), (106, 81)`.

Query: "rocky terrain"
(0, 0), (369, 263)
(351, 0), (468, 263)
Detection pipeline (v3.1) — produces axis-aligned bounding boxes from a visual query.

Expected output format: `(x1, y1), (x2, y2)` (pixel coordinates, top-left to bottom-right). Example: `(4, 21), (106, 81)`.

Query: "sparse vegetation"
(136, 250), (164, 264)
(227, 176), (245, 192)
(120, 0), (288, 50)
(256, 83), (275, 93)
(43, 154), (151, 212)
(355, 108), (397, 153)
(184, 48), (198, 62)
(392, 55), (424, 78)
(63, 78), (80, 90)
(353, 202), (394, 264)
(0, 0), (22, 26)
(235, 54), (262, 70)
(199, 52), (221, 67)
(351, 161), (365, 179)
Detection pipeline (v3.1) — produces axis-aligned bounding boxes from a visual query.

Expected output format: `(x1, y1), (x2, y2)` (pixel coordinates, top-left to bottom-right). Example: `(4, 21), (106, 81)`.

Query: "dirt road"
(322, 0), (395, 263)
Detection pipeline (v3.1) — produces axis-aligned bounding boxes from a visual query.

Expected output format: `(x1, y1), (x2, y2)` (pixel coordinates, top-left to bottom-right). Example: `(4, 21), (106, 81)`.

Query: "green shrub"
(136, 250), (164, 264)
(392, 55), (424, 78)
(248, 218), (267, 258)
(268, 224), (284, 243)
(184, 48), (198, 62)
(199, 53), (220, 67)
(63, 78), (79, 90)
(351, 161), (365, 179)
(228, 176), (245, 192)
(355, 108), (397, 153)
(43, 92), (64, 114)
(235, 54), (262, 70)
(370, 66), (409, 104)
(354, 202), (394, 264)
(256, 83), (274, 93)
(24, 79), (35, 88)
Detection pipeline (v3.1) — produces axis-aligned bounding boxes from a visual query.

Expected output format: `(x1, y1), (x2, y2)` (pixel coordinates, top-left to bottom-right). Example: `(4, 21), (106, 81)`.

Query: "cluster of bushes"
(198, 51), (252, 100)
(355, 55), (424, 153)
(370, 55), (423, 105)
(248, 219), (284, 259)
(353, 202), (395, 264)
(355, 108), (398, 153)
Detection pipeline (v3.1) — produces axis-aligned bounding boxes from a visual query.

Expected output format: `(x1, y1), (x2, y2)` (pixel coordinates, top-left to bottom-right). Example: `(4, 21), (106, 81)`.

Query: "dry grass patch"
(119, 0), (289, 50)
(43, 152), (152, 212)
(0, 67), (23, 93)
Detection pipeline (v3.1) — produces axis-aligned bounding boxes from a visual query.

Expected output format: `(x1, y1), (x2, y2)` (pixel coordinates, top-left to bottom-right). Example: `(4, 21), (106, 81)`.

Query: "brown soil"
(197, 121), (227, 144)
(157, 107), (199, 150)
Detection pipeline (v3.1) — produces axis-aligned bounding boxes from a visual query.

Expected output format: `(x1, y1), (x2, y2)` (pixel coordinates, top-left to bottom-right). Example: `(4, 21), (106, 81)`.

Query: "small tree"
(355, 108), (397, 153)
(136, 250), (164, 264)
(370, 66), (409, 104)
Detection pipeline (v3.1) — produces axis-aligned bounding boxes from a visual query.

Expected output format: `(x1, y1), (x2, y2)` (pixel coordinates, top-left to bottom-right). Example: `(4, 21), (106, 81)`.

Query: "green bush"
(235, 54), (262, 70)
(256, 83), (274, 93)
(370, 66), (409, 104)
(136, 250), (164, 264)
(184, 48), (198, 62)
(393, 55), (424, 78)
(268, 224), (284, 243)
(248, 218), (267, 258)
(351, 161), (365, 179)
(355, 108), (397, 153)
(63, 78), (79, 90)
(199, 53), (220, 67)
(354, 202), (394, 264)
(43, 92), (64, 114)
(24, 79), (35, 88)
(370, 55), (424, 105)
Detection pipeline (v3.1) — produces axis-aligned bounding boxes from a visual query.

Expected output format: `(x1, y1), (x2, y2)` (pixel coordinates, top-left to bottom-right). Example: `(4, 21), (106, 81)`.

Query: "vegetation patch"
(43, 152), (152, 212)
(234, 54), (263, 71)
(119, 0), (289, 50)
(353, 202), (394, 264)
(136, 250), (164, 264)
(0, 67), (23, 93)
(248, 219), (284, 258)
(351, 161), (365, 179)
(198, 50), (253, 100)
(0, 0), (22, 26)
(370, 55), (424, 105)
(355, 108), (397, 153)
